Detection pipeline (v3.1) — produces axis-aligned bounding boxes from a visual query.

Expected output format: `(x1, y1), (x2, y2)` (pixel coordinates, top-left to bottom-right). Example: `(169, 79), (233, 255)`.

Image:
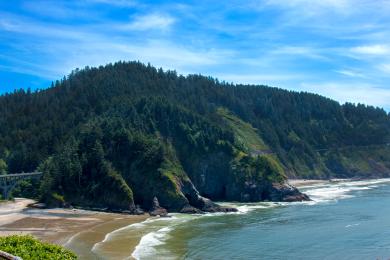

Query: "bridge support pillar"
(0, 172), (42, 200)
(1, 184), (15, 200)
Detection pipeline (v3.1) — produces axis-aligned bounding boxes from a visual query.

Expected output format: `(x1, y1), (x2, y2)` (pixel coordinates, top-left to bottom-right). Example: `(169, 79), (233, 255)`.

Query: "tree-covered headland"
(1, 61), (389, 212)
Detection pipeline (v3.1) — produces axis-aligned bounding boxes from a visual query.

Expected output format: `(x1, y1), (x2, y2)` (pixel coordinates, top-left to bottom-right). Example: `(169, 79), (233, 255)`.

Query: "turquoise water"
(168, 180), (390, 259)
(118, 179), (390, 259)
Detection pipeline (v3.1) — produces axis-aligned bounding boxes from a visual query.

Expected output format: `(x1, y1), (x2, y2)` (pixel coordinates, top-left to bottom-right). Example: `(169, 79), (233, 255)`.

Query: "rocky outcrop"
(177, 152), (310, 207)
(269, 183), (310, 202)
(224, 180), (310, 202)
(179, 177), (238, 213)
(149, 197), (168, 217)
(132, 205), (145, 215)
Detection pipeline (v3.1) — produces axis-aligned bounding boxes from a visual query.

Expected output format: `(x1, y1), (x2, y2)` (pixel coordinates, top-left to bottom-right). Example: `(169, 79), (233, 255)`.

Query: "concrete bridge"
(0, 172), (42, 200)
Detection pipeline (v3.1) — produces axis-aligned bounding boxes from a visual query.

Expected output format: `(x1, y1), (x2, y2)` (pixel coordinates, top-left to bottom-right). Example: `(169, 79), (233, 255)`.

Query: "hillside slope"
(1, 61), (389, 212)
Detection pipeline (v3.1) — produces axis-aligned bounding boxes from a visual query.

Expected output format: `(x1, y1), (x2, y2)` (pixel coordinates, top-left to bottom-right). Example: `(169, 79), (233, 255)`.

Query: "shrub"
(0, 235), (77, 260)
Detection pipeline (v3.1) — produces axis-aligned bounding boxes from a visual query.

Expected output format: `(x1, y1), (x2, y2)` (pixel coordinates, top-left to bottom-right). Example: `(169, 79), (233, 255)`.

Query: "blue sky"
(1, 0), (390, 110)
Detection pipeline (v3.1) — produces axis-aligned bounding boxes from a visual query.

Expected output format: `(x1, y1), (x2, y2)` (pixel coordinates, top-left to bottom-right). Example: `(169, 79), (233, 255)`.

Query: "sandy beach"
(288, 178), (350, 187)
(0, 198), (148, 259)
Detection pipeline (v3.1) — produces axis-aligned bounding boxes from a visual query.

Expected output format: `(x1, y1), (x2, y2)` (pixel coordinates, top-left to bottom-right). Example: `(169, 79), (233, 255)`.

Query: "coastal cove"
(128, 178), (390, 259)
(1, 179), (390, 259)
(0, 200), (148, 259)
(1, 3), (390, 259)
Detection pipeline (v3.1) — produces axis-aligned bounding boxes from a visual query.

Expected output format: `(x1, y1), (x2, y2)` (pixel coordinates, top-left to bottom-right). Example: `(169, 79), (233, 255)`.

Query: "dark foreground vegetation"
(0, 61), (389, 212)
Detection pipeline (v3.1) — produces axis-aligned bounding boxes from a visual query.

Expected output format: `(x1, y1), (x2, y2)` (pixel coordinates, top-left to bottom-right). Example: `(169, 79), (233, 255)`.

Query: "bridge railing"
(0, 172), (42, 178)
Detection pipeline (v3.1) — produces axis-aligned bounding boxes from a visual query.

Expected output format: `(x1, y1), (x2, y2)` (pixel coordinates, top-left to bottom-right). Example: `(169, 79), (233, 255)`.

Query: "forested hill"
(0, 61), (389, 212)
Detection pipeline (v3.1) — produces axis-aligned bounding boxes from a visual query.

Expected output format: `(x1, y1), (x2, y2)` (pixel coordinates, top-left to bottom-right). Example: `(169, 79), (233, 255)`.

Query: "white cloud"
(22, 1), (94, 19)
(267, 0), (351, 10)
(335, 69), (366, 78)
(215, 73), (305, 85)
(351, 44), (390, 55)
(2, 0), (390, 112)
(123, 13), (175, 31)
(378, 63), (390, 74)
(270, 46), (328, 60)
(259, 0), (355, 18)
(0, 12), (231, 79)
(0, 19), (19, 31)
(111, 41), (233, 68)
(300, 82), (390, 108)
(0, 14), (94, 40)
(261, 0), (390, 17)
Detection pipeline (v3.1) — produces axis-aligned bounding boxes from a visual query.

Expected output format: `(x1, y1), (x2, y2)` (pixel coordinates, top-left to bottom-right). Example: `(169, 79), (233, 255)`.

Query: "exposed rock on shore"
(269, 183), (311, 202)
(149, 197), (168, 217)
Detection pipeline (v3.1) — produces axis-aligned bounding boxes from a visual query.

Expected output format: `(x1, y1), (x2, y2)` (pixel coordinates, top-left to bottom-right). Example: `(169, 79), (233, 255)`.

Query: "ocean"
(94, 179), (390, 259)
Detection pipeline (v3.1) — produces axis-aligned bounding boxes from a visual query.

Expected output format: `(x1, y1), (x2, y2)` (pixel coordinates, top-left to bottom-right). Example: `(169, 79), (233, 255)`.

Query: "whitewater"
(92, 178), (390, 259)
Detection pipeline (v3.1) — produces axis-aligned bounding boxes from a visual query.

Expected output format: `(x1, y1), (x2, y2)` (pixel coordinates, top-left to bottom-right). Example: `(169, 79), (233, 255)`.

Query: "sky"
(0, 0), (390, 110)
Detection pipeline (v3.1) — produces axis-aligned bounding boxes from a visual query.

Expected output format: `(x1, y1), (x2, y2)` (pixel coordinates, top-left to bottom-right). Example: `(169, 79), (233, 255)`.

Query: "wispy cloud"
(270, 46), (329, 60)
(378, 63), (390, 75)
(0, 12), (94, 40)
(1, 0), (390, 110)
(300, 82), (390, 108)
(22, 1), (98, 19)
(335, 69), (366, 78)
(123, 13), (175, 31)
(0, 11), (232, 79)
(215, 73), (306, 85)
(351, 44), (390, 55)
(263, 0), (353, 14)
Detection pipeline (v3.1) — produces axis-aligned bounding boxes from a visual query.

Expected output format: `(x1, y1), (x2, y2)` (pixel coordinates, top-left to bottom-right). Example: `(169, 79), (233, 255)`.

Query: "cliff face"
(37, 115), (308, 213)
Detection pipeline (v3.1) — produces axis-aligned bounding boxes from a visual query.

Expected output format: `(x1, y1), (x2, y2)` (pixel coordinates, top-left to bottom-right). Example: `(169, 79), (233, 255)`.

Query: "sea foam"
(131, 226), (174, 259)
(130, 178), (390, 259)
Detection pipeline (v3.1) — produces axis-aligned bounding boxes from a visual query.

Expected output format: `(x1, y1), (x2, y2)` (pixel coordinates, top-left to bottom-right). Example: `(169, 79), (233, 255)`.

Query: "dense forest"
(1, 61), (389, 212)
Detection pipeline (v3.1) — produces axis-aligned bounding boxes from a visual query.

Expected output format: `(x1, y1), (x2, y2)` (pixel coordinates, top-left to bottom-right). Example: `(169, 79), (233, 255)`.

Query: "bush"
(0, 235), (76, 259)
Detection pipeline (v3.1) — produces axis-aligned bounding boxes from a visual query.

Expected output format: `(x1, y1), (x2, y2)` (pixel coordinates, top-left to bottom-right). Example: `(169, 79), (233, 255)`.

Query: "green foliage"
(0, 159), (7, 174)
(0, 61), (389, 210)
(323, 145), (390, 178)
(39, 130), (134, 210)
(51, 192), (65, 204)
(217, 107), (268, 152)
(0, 61), (385, 180)
(231, 154), (286, 184)
(0, 235), (76, 260)
(11, 179), (41, 198)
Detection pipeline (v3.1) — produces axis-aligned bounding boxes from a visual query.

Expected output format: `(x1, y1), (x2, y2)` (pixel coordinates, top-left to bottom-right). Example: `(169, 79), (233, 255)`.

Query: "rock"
(149, 197), (168, 217)
(270, 183), (311, 202)
(28, 202), (46, 209)
(180, 179), (237, 213)
(63, 202), (73, 209)
(218, 207), (239, 213)
(198, 196), (237, 213)
(132, 205), (145, 215)
(179, 205), (203, 214)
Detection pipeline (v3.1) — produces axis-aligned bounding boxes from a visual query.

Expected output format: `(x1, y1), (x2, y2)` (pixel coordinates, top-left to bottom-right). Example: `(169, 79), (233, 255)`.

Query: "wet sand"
(64, 214), (148, 259)
(0, 198), (148, 259)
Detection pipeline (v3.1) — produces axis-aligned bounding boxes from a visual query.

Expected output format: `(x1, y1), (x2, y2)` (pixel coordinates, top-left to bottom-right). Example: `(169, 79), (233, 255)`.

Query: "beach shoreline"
(288, 178), (350, 187)
(0, 198), (149, 259)
(0, 178), (378, 259)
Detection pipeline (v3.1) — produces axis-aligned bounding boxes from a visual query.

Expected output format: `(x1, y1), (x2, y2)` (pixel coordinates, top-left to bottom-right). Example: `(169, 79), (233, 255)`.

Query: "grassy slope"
(217, 108), (268, 152)
(321, 145), (390, 178)
(217, 107), (390, 179)
(217, 107), (286, 179)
